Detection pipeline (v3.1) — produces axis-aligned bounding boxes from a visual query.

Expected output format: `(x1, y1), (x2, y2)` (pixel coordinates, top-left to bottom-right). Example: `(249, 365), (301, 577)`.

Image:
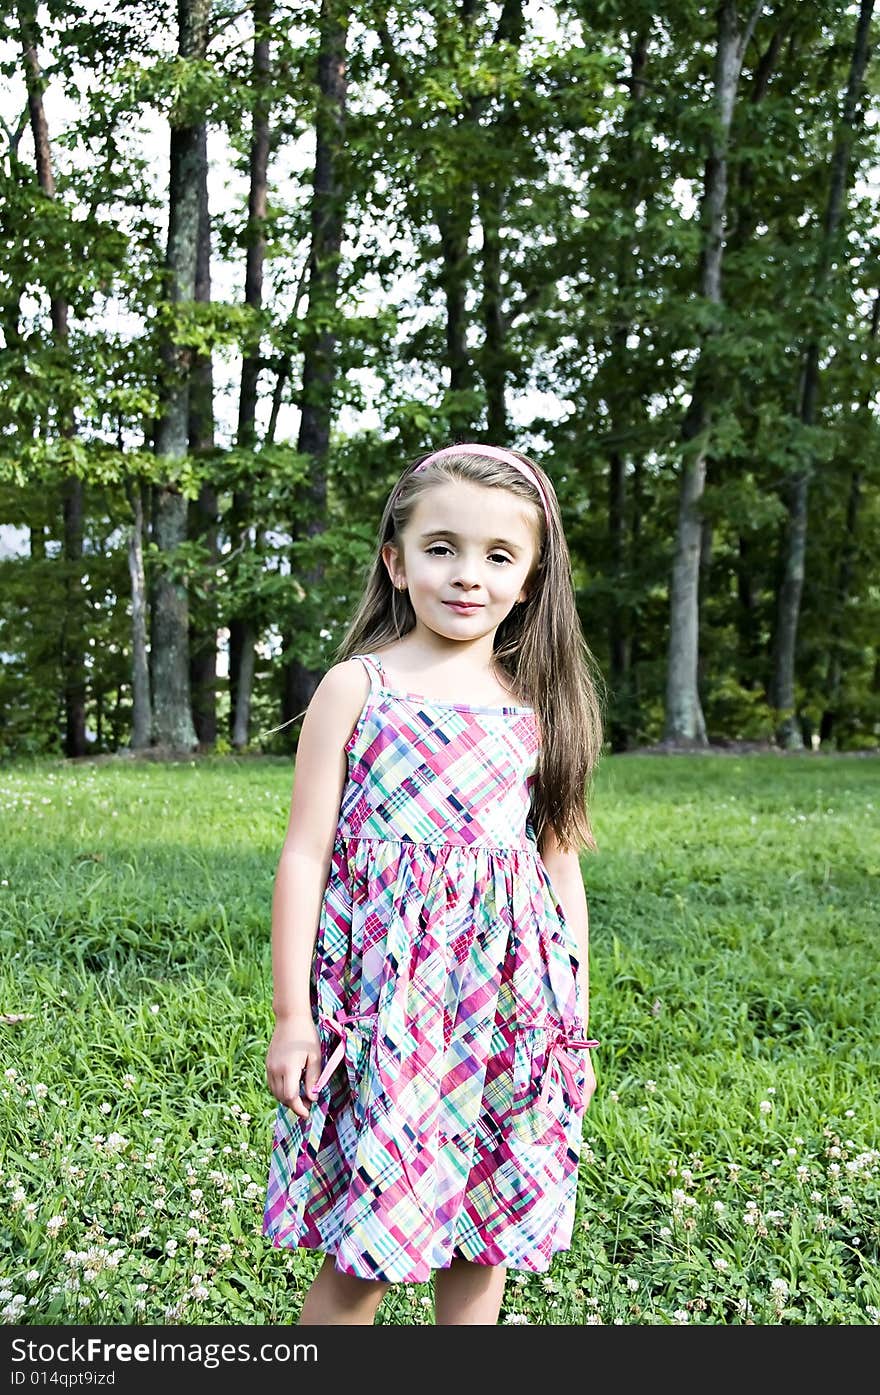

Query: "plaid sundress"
(263, 650), (591, 1283)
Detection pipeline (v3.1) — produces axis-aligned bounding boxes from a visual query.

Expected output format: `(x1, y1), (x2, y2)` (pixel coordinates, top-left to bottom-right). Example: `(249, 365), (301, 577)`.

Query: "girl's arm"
(538, 830), (590, 1029)
(266, 661), (369, 1115)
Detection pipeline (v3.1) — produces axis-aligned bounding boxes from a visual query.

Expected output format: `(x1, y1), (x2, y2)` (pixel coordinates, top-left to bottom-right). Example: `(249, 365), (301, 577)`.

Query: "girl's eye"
(425, 545), (511, 565)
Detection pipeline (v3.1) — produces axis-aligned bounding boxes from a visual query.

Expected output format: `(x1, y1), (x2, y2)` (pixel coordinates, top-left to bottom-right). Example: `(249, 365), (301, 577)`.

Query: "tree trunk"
(819, 291), (878, 745)
(479, 178), (506, 442)
(437, 203), (473, 431)
(20, 1), (87, 758)
(152, 0), (211, 750)
(188, 122), (219, 747)
(664, 1), (763, 745)
(772, 0), (874, 749)
(608, 28), (648, 754)
(230, 0), (272, 750)
(281, 0), (349, 732)
(476, 0), (525, 444)
(127, 480), (152, 750)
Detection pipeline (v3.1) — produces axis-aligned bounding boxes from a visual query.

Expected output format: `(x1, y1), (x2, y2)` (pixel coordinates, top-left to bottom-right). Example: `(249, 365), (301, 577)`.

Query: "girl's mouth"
(444, 602), (483, 613)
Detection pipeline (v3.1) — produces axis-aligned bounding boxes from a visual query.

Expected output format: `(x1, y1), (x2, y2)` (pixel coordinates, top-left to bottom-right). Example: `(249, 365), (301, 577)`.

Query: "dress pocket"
(510, 1024), (586, 1145)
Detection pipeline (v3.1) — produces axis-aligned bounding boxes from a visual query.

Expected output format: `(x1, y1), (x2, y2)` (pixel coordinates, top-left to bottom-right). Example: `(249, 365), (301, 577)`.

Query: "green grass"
(1, 752), (878, 1325)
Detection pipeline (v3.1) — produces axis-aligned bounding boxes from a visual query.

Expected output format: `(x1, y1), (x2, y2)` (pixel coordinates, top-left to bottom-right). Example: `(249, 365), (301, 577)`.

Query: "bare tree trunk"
(20, 1), (87, 758)
(152, 0), (211, 750)
(608, 27), (648, 754)
(281, 0), (349, 731)
(479, 178), (506, 443)
(230, 0), (272, 750)
(188, 122), (219, 747)
(820, 290), (878, 745)
(664, 0), (763, 745)
(772, 0), (874, 748)
(127, 481), (152, 748)
(476, 0), (525, 444)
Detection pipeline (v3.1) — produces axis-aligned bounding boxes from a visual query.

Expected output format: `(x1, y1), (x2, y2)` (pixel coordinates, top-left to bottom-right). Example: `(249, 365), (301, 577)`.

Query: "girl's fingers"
(267, 1055), (323, 1115)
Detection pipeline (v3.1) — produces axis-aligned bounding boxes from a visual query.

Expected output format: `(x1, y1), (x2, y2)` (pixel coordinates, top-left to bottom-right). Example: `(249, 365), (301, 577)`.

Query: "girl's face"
(383, 479), (541, 643)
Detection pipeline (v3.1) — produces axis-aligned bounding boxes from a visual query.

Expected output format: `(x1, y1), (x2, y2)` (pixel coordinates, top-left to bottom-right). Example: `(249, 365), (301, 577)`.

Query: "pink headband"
(412, 443), (553, 520)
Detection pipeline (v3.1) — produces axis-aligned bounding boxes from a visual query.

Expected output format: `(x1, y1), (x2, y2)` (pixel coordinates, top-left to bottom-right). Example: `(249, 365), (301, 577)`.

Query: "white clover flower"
(46, 1215), (66, 1237)
(713, 1258), (729, 1272)
(626, 1277), (639, 1292)
(659, 1226), (672, 1238)
(165, 1240), (178, 1255)
(149, 1005), (160, 1015)
(672, 1309), (690, 1324)
(810, 1190), (823, 1203)
(713, 1200), (725, 1215)
(34, 1084), (48, 1098)
(100, 1103), (112, 1115)
(759, 1100), (772, 1115)
(503, 1313), (530, 1325)
(25, 1270), (39, 1283)
(221, 1196), (235, 1210)
(644, 1079), (657, 1093)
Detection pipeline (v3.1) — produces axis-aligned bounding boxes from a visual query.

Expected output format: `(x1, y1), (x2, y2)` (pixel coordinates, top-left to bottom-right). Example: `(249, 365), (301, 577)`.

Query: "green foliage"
(0, 0), (878, 759)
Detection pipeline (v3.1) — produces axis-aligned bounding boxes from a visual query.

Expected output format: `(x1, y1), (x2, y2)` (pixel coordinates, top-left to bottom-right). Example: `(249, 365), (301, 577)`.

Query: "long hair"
(333, 447), (606, 854)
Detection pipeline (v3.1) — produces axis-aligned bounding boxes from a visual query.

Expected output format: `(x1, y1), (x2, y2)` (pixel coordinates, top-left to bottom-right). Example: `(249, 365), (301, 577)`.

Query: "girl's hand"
(266, 1014), (322, 1119)
(581, 1051), (597, 1111)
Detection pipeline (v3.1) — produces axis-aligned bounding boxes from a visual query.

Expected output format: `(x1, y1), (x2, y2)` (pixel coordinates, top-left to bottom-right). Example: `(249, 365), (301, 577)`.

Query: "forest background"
(0, 0), (878, 761)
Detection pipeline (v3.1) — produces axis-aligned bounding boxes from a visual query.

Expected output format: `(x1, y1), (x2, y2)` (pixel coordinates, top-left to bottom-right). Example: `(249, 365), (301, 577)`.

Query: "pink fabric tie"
(314, 1009), (376, 1094)
(539, 1032), (599, 1113)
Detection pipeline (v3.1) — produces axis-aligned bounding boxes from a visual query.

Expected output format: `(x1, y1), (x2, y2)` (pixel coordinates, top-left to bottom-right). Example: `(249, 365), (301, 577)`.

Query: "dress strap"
(350, 652), (385, 692)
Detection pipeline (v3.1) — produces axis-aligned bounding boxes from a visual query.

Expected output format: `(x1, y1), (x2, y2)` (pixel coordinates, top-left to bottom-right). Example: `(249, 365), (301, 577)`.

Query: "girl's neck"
(374, 640), (524, 706)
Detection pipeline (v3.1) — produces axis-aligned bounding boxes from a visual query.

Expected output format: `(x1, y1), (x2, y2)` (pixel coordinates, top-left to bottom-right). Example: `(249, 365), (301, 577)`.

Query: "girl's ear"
(381, 542), (401, 586)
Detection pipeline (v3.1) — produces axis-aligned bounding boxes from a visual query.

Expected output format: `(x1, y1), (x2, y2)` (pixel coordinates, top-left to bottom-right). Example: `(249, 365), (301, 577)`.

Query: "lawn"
(1, 751), (877, 1325)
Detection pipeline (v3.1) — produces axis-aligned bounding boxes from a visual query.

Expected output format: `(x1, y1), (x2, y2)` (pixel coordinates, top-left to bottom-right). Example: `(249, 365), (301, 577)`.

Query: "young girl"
(263, 443), (605, 1325)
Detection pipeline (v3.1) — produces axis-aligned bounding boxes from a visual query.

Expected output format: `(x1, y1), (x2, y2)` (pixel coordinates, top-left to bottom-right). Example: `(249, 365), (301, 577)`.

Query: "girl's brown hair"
(334, 447), (606, 855)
